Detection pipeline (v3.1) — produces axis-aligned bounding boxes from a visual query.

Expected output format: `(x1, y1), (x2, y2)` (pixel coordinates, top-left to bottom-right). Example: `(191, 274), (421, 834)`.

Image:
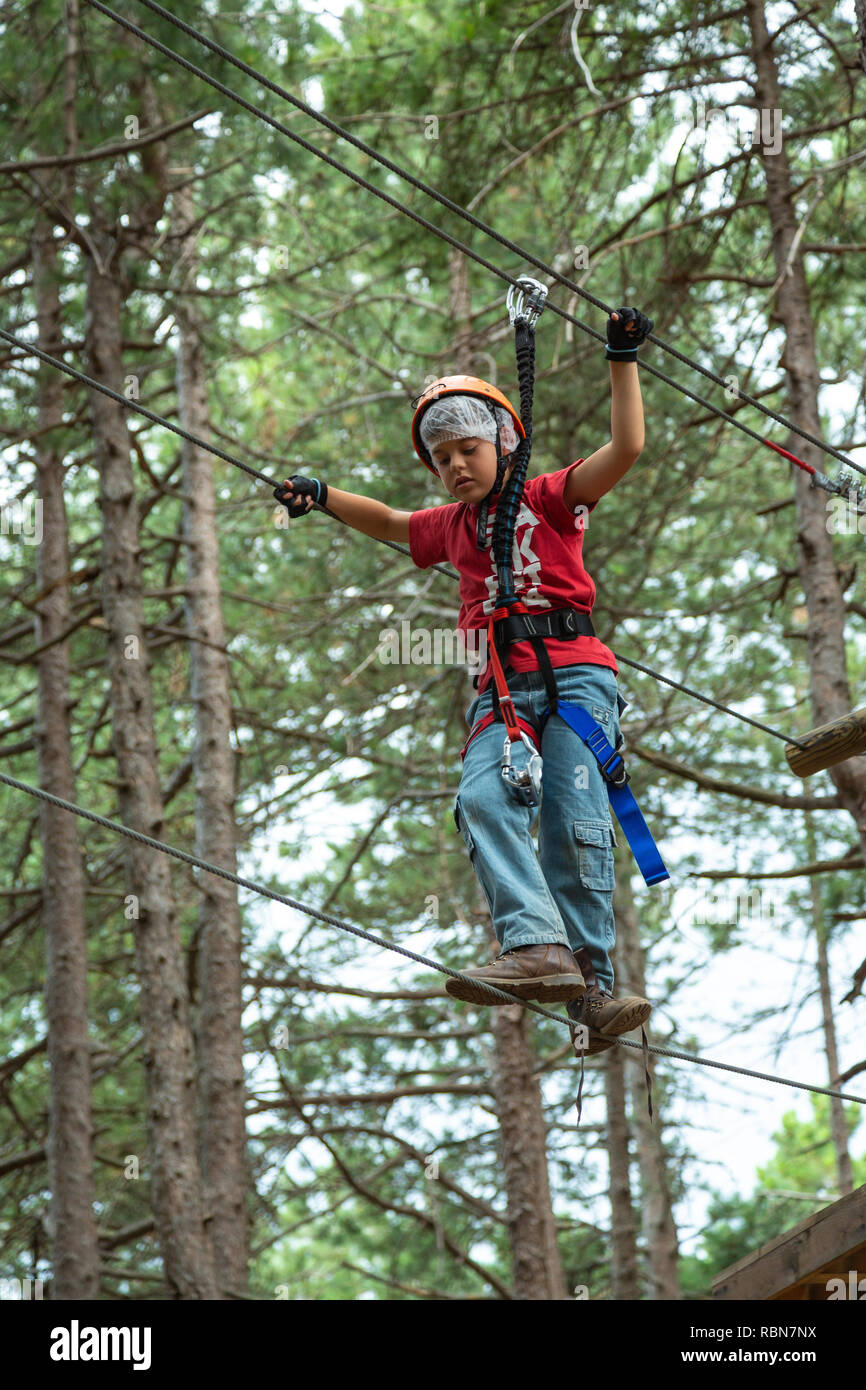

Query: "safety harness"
(462, 278), (670, 889)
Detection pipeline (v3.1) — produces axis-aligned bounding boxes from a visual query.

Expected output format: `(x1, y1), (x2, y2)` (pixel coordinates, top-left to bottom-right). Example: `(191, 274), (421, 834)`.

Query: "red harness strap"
(486, 602), (530, 743)
(460, 709), (542, 763)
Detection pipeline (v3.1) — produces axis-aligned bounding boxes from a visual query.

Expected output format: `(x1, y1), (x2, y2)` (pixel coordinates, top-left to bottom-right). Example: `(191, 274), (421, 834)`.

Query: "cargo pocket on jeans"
(573, 820), (616, 891)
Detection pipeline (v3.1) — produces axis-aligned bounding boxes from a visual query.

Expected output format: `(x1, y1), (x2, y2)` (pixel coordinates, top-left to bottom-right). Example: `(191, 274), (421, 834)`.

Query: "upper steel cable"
(0, 327), (808, 749)
(0, 325), (811, 750)
(80, 0), (866, 491)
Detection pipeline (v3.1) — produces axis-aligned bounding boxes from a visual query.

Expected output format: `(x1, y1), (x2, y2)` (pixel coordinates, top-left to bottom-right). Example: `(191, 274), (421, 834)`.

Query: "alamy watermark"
(376, 620), (488, 669)
(0, 1276), (44, 1299)
(50, 1321), (152, 1371)
(692, 885), (782, 928)
(826, 489), (866, 535)
(688, 100), (783, 156)
(826, 1270), (866, 1299)
(1, 498), (42, 545)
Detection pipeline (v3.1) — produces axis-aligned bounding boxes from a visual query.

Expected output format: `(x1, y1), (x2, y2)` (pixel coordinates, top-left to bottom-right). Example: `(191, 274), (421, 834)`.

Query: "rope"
(0, 327), (808, 751)
(0, 771), (547, 1013)
(82, 0), (865, 491)
(2, 769), (863, 1106)
(141, 0), (866, 482)
(492, 320), (538, 596)
(1, 330), (276, 487)
(0, 327), (460, 584)
(611, 655), (809, 748)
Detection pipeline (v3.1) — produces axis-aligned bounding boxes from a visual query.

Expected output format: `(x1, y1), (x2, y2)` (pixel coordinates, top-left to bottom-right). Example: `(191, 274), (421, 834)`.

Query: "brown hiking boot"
(566, 1002), (617, 1056)
(446, 943), (586, 1006)
(568, 946), (652, 1049)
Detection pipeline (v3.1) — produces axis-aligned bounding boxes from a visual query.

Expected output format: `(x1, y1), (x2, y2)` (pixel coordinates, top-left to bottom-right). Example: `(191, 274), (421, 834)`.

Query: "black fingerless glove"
(273, 474), (329, 519)
(605, 306), (654, 361)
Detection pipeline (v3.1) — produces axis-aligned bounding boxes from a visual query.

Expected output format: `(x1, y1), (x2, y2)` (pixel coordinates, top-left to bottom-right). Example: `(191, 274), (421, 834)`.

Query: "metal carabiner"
(500, 731), (543, 806)
(506, 276), (549, 330)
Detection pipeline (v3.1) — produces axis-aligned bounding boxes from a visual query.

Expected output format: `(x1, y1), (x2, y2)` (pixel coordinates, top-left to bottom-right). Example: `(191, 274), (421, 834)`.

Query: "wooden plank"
(770, 1245), (866, 1301)
(770, 1264), (866, 1300)
(784, 1247), (866, 1283)
(713, 1185), (866, 1300)
(785, 706), (866, 777)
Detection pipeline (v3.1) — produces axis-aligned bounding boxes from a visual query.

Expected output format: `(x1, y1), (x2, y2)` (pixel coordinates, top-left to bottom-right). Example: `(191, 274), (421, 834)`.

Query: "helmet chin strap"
(476, 401), (508, 550)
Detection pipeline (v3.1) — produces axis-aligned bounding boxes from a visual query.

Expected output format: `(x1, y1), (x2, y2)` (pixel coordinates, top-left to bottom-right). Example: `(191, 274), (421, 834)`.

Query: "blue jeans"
(454, 663), (624, 994)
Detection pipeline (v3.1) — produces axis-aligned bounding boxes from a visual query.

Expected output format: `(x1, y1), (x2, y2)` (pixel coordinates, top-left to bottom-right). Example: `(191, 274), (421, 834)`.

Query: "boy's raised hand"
(273, 474), (329, 518)
(605, 307), (654, 360)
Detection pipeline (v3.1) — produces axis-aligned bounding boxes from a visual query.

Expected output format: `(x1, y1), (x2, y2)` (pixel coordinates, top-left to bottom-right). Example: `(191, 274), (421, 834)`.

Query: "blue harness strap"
(544, 700), (670, 887)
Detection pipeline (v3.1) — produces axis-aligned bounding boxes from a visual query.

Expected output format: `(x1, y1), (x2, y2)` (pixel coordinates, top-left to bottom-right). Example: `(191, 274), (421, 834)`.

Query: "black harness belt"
(489, 606), (596, 719)
(492, 606), (595, 648)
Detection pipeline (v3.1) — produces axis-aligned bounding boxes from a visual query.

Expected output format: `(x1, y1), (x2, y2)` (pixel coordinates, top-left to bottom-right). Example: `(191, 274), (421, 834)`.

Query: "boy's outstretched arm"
(563, 308), (649, 512)
(275, 476), (412, 543)
(326, 486), (413, 544)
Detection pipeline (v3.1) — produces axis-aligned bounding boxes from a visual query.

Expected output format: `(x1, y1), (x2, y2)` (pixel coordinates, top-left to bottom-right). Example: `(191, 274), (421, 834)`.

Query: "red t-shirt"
(408, 460), (617, 694)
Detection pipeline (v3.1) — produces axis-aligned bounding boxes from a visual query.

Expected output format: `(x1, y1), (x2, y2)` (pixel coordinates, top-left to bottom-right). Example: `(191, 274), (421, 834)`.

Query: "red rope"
(487, 605), (528, 743)
(763, 439), (815, 474)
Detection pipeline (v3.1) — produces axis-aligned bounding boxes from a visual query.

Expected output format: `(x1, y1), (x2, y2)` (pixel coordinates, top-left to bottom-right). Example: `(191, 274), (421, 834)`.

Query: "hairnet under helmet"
(419, 396), (521, 461)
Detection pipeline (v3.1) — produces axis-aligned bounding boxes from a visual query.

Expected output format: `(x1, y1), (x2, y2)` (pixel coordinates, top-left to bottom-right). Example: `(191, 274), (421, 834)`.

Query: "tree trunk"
(172, 182), (250, 1295)
(32, 208), (101, 1300)
(84, 230), (218, 1299)
(605, 1044), (640, 1298)
(803, 812), (854, 1194)
(614, 856), (681, 1298)
(746, 0), (866, 871)
(489, 995), (569, 1299)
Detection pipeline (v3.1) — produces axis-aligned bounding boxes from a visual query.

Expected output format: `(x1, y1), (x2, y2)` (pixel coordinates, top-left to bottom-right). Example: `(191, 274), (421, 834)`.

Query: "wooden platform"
(713, 1184), (866, 1300)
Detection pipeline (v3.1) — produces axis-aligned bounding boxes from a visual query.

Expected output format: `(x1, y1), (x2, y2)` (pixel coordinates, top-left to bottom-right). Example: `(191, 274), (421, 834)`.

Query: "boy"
(275, 309), (653, 1050)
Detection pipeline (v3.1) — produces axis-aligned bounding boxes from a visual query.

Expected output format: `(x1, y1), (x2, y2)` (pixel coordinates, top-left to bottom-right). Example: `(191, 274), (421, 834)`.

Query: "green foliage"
(0, 0), (863, 1300)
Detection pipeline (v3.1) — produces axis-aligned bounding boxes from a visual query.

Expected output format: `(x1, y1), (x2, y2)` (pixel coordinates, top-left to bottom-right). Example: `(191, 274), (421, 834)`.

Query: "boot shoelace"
(569, 1018), (654, 1128)
(582, 990), (608, 1021)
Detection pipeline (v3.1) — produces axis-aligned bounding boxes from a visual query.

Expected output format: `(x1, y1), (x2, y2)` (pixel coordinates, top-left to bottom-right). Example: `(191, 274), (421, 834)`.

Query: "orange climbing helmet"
(411, 375), (525, 474)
